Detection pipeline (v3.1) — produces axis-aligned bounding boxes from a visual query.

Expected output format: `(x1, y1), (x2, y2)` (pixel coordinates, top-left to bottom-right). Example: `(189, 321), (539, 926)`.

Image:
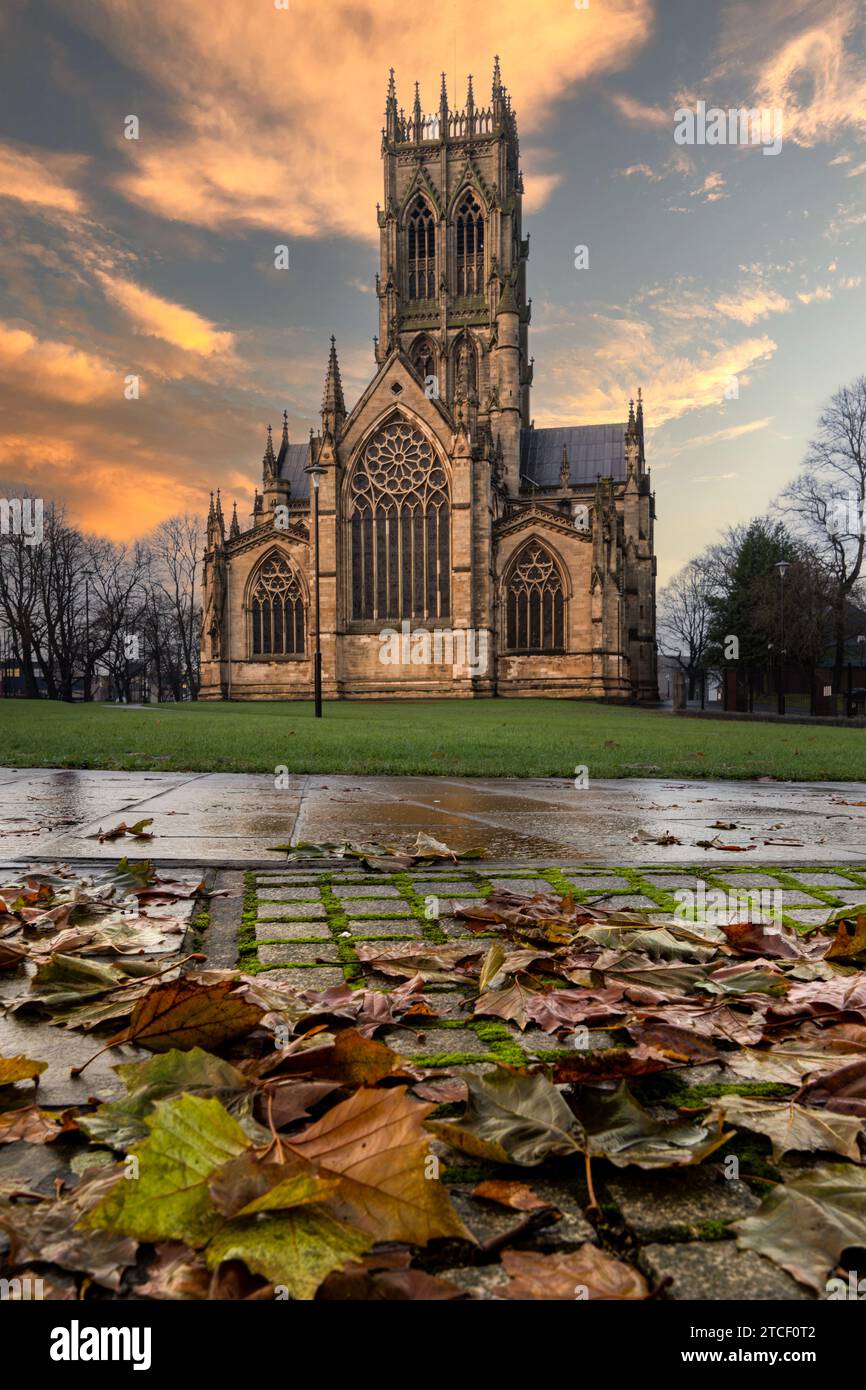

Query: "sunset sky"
(1, 0), (865, 582)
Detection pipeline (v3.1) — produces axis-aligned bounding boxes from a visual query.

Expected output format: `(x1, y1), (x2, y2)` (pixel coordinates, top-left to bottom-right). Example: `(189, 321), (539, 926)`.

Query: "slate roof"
(277, 424), (628, 498)
(279, 443), (312, 498)
(520, 424), (627, 486)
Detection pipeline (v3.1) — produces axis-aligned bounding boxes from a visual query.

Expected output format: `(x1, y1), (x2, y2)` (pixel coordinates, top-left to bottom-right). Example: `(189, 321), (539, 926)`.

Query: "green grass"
(2, 697), (866, 779)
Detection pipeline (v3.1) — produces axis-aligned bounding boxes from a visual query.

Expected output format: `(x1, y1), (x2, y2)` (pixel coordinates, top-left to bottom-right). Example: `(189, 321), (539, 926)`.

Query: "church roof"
(276, 424), (628, 499)
(520, 425), (627, 486)
(279, 443), (312, 497)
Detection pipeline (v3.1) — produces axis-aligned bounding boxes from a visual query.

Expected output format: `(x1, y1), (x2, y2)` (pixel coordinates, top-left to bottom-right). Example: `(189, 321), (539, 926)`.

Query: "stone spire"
(276, 409), (290, 469)
(636, 388), (645, 463)
(262, 424), (277, 486)
(229, 501), (240, 540)
(385, 68), (398, 140)
(625, 398), (640, 481)
(413, 80), (422, 141)
(321, 336), (346, 434)
(560, 444), (570, 487)
(492, 55), (502, 100)
(207, 491), (222, 549)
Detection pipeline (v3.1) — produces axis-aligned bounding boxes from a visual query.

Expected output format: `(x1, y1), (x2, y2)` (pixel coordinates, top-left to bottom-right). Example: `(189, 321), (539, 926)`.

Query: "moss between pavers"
(640, 1070), (795, 1111)
(317, 874), (363, 985)
(189, 904), (209, 954)
(240, 863), (866, 987)
(237, 871), (260, 972)
(410, 1051), (500, 1067)
(391, 870), (449, 944)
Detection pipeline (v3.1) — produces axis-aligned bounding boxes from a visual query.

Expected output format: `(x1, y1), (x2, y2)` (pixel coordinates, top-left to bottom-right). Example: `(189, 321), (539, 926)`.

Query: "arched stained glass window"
(506, 542), (565, 652)
(455, 192), (484, 296)
(249, 554), (306, 657)
(350, 419), (450, 623)
(406, 197), (436, 300)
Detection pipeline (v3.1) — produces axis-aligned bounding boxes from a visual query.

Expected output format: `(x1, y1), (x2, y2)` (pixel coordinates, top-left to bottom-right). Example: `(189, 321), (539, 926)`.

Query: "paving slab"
(8, 768), (866, 866)
(639, 1242), (813, 1300)
(605, 1167), (759, 1241)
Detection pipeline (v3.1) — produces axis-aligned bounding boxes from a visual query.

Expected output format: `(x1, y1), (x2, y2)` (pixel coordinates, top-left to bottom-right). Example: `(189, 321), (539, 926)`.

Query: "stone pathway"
(235, 858), (866, 1300)
(5, 822), (866, 1299)
(5, 766), (866, 864)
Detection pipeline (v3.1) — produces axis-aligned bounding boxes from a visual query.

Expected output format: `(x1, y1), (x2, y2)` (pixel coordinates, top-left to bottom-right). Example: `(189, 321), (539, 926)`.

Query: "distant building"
(201, 61), (658, 700)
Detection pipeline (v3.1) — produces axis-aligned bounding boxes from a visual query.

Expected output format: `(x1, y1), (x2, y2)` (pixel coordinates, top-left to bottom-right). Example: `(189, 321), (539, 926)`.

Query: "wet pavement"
(3, 766), (866, 866)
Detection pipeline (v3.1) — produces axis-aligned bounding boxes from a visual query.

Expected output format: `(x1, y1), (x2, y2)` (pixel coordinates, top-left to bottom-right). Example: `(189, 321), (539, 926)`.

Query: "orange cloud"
(0, 141), (87, 214)
(97, 273), (235, 356)
(69, 0), (654, 239)
(0, 323), (118, 403)
(0, 432), (207, 539)
(536, 311), (777, 429)
(714, 286), (791, 323)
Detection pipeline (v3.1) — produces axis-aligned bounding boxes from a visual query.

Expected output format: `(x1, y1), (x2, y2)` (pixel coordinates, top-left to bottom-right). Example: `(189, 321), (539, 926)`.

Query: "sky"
(0, 0), (865, 583)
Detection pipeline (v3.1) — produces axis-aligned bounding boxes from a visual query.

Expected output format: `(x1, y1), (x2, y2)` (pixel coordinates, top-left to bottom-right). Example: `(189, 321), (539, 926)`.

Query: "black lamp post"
(775, 560), (789, 716)
(304, 461), (327, 718)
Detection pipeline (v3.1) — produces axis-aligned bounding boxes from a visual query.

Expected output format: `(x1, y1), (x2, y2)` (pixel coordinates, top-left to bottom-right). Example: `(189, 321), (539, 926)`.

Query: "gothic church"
(201, 61), (658, 700)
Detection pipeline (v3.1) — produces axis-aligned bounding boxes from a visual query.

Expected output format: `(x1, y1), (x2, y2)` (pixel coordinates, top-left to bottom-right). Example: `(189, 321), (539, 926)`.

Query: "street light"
(304, 461), (327, 718)
(775, 561), (789, 716)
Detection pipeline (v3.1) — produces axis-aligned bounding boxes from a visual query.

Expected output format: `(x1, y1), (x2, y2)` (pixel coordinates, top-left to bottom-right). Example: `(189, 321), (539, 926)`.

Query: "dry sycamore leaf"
(0, 1178), (137, 1290)
(0, 1055), (48, 1086)
(107, 979), (264, 1053)
(710, 1094), (864, 1162)
(0, 938), (28, 970)
(83, 1094), (251, 1246)
(204, 1206), (372, 1301)
(95, 818), (154, 843)
(471, 1180), (551, 1212)
(263, 1027), (408, 1087)
(208, 1149), (337, 1220)
(0, 1105), (63, 1145)
(429, 1070), (582, 1167)
(735, 1164), (866, 1292)
(288, 1085), (470, 1245)
(502, 1246), (648, 1300)
(825, 911), (866, 960)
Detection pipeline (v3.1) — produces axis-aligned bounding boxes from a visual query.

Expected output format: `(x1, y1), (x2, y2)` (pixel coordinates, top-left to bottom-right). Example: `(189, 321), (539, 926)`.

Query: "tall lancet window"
(350, 418), (450, 623)
(455, 192), (484, 296)
(506, 542), (565, 652)
(249, 554), (306, 657)
(406, 197), (436, 300)
(411, 336), (437, 396)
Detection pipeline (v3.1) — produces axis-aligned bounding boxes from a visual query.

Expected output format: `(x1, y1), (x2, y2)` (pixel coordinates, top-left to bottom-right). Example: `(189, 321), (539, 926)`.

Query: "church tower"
(376, 59), (531, 493)
(199, 57), (657, 705)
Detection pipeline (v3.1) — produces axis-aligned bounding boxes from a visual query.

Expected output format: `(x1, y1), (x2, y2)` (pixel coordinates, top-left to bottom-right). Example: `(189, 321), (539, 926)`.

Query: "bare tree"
(146, 516), (202, 698)
(0, 497), (45, 697)
(781, 375), (866, 678)
(657, 557), (716, 698)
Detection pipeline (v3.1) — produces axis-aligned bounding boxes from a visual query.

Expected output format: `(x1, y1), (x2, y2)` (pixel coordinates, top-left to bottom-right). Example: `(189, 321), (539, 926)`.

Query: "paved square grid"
(238, 860), (866, 1299)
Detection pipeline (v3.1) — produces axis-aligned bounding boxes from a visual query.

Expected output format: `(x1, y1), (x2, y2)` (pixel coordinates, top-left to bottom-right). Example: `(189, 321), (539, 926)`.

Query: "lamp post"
(304, 461), (327, 718)
(775, 561), (789, 716)
(83, 574), (91, 702)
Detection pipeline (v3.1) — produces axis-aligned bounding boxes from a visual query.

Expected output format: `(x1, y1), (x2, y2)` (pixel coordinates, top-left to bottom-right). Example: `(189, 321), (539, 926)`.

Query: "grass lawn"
(1, 698), (865, 780)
